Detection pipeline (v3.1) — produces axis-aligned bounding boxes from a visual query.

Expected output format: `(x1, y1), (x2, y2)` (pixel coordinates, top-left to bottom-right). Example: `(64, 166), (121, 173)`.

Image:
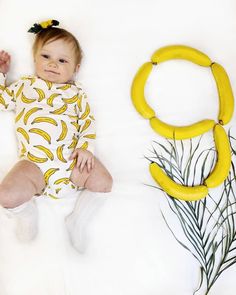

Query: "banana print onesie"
(0, 73), (95, 199)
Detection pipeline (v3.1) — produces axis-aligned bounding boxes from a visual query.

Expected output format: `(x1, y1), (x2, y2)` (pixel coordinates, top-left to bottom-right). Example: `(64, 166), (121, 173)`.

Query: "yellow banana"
(34, 87), (46, 101)
(29, 128), (51, 144)
(23, 107), (42, 125)
(21, 77), (36, 85)
(211, 63), (234, 125)
(80, 102), (90, 120)
(20, 141), (27, 157)
(15, 108), (25, 123)
(57, 120), (68, 142)
(80, 141), (88, 150)
(48, 194), (59, 200)
(150, 162), (208, 201)
(77, 95), (83, 112)
(150, 117), (215, 139)
(204, 124), (231, 188)
(56, 84), (71, 90)
(131, 62), (155, 119)
(56, 144), (67, 163)
(84, 133), (96, 139)
(50, 104), (68, 115)
(54, 177), (70, 185)
(71, 121), (80, 130)
(151, 45), (212, 66)
(80, 119), (91, 133)
(21, 93), (36, 104)
(62, 95), (78, 104)
(0, 95), (8, 108)
(66, 158), (77, 171)
(43, 168), (59, 184)
(68, 135), (78, 149)
(27, 151), (48, 163)
(31, 116), (58, 126)
(45, 80), (53, 90)
(16, 83), (24, 98)
(33, 145), (54, 160)
(5, 88), (14, 97)
(17, 127), (30, 144)
(47, 93), (60, 107)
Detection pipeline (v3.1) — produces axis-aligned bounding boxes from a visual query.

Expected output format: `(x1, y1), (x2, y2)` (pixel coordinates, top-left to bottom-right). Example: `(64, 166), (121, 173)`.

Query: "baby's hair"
(32, 27), (83, 65)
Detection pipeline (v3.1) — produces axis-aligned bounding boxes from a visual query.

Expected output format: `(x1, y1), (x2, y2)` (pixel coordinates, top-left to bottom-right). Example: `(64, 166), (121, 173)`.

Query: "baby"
(0, 20), (112, 249)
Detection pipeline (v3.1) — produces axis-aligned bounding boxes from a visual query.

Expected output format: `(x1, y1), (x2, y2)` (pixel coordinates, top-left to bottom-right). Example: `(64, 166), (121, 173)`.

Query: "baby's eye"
(59, 59), (68, 63)
(41, 54), (49, 59)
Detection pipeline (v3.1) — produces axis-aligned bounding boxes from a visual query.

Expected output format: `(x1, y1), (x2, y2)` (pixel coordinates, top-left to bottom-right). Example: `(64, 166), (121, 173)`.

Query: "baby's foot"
(10, 200), (39, 242)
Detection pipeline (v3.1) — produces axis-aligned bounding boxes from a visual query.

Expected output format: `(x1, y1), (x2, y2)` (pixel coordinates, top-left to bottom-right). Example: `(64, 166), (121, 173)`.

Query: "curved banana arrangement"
(57, 120), (68, 142)
(23, 107), (42, 125)
(204, 124), (231, 187)
(56, 144), (67, 163)
(151, 45), (212, 66)
(131, 45), (234, 201)
(31, 116), (58, 126)
(43, 168), (59, 185)
(149, 162), (208, 201)
(150, 117), (215, 140)
(131, 62), (155, 119)
(27, 151), (48, 163)
(33, 145), (54, 160)
(29, 128), (51, 144)
(211, 63), (234, 125)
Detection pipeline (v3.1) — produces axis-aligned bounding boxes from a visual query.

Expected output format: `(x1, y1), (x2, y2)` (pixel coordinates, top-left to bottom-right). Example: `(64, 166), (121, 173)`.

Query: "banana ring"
(131, 45), (234, 201)
(131, 45), (234, 139)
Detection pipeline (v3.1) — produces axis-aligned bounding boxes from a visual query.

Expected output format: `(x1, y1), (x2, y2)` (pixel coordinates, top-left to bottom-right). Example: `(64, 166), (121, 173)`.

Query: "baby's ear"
(75, 64), (80, 73)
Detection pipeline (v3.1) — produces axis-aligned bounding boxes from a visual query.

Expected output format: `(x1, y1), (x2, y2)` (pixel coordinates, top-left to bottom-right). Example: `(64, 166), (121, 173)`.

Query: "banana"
(84, 133), (96, 139)
(62, 94), (78, 104)
(0, 95), (8, 108)
(21, 93), (36, 104)
(131, 62), (155, 119)
(56, 144), (67, 163)
(68, 134), (78, 149)
(50, 103), (68, 115)
(15, 108), (25, 123)
(149, 162), (208, 201)
(27, 151), (48, 163)
(47, 93), (60, 107)
(16, 83), (24, 98)
(48, 194), (59, 200)
(150, 117), (215, 139)
(57, 120), (68, 142)
(80, 102), (90, 120)
(29, 128), (51, 144)
(211, 63), (234, 125)
(17, 127), (30, 144)
(54, 177), (70, 185)
(77, 95), (83, 112)
(20, 141), (27, 157)
(5, 88), (14, 97)
(22, 77), (36, 85)
(66, 158), (77, 171)
(204, 124), (231, 188)
(31, 116), (58, 126)
(56, 84), (71, 90)
(151, 45), (212, 66)
(43, 168), (59, 185)
(80, 141), (88, 150)
(23, 107), (42, 125)
(45, 80), (53, 90)
(80, 119), (91, 133)
(33, 145), (54, 160)
(33, 87), (46, 101)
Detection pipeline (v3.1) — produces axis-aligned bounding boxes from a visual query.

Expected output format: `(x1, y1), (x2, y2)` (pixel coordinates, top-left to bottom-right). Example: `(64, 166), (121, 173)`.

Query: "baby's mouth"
(45, 70), (60, 75)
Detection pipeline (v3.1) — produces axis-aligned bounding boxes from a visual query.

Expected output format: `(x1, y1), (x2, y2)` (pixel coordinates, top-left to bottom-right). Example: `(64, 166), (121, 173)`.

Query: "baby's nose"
(48, 60), (57, 67)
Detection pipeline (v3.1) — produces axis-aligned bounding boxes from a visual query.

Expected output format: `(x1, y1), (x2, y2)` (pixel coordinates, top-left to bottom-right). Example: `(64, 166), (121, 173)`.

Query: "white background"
(0, 0), (236, 294)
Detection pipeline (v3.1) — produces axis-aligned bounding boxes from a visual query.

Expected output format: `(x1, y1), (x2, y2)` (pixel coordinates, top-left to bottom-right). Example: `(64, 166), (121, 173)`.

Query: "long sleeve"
(75, 88), (96, 154)
(0, 73), (17, 111)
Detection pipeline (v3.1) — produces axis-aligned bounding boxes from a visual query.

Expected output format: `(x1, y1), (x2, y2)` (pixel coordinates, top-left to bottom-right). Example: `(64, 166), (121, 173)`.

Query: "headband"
(28, 19), (59, 34)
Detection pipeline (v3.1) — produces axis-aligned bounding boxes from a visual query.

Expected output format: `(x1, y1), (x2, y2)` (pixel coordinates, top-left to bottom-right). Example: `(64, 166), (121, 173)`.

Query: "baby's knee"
(85, 173), (113, 193)
(0, 184), (20, 208)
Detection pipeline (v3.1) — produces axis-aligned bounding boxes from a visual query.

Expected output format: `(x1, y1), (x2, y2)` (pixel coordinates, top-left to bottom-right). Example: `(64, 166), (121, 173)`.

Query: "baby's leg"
(70, 158), (113, 193)
(0, 160), (46, 208)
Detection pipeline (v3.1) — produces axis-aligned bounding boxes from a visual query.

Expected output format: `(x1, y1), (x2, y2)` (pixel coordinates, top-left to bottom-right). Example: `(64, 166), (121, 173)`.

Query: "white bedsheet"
(0, 0), (236, 294)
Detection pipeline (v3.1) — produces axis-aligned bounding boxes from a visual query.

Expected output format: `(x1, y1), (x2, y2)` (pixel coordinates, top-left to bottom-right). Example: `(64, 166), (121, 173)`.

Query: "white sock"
(8, 198), (39, 242)
(65, 190), (107, 253)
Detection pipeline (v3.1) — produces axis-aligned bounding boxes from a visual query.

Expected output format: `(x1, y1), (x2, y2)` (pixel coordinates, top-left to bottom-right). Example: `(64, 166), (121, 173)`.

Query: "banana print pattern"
(0, 73), (95, 199)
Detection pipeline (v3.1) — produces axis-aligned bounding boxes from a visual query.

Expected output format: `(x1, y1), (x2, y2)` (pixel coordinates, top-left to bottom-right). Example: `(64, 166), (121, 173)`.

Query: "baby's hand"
(0, 50), (11, 74)
(69, 148), (95, 173)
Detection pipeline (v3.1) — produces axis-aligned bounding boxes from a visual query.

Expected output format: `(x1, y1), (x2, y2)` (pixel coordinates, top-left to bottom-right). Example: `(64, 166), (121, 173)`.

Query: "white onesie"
(0, 73), (95, 199)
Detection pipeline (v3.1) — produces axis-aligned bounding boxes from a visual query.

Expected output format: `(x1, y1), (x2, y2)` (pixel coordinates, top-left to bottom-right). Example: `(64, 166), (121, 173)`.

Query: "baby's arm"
(0, 50), (16, 111)
(69, 89), (96, 172)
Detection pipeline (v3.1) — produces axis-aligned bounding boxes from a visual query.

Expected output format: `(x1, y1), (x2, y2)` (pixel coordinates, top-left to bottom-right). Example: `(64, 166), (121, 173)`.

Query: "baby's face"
(34, 39), (79, 84)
